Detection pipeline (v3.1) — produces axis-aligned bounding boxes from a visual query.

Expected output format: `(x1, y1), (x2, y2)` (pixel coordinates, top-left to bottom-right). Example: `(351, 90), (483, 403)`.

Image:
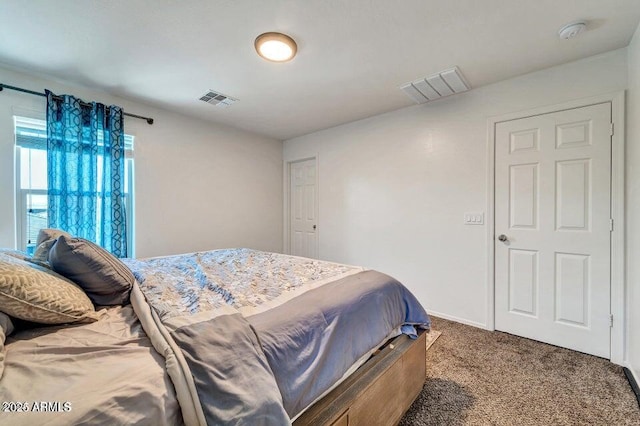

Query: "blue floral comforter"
(124, 249), (430, 425)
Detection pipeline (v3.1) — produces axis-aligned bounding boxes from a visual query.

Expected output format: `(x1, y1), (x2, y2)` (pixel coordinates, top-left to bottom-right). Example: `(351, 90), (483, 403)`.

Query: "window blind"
(14, 117), (134, 150)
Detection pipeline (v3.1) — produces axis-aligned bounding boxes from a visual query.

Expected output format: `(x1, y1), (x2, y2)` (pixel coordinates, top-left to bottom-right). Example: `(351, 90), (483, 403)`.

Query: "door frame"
(283, 155), (319, 257)
(486, 91), (625, 364)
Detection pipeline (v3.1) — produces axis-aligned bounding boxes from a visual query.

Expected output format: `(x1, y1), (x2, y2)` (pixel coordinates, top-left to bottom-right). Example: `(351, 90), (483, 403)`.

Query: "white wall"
(626, 23), (640, 381)
(0, 65), (283, 258)
(284, 49), (628, 328)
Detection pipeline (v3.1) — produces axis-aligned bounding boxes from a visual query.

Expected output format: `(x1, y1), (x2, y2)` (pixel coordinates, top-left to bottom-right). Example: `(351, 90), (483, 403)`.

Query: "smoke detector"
(199, 90), (237, 108)
(558, 21), (587, 40)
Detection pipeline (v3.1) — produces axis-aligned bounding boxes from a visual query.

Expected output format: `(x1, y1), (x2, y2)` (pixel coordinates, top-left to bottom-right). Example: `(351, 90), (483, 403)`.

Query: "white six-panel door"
(290, 158), (317, 258)
(495, 102), (612, 358)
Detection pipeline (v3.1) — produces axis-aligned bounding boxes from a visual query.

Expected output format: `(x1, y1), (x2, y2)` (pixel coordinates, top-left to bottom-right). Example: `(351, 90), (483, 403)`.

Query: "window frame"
(13, 116), (135, 256)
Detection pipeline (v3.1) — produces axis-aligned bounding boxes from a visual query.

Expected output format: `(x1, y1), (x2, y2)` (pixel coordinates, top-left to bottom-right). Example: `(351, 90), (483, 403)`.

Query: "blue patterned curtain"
(46, 90), (127, 257)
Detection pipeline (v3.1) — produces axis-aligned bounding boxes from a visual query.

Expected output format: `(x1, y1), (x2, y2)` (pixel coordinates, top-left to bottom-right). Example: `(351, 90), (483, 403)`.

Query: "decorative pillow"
(49, 236), (134, 306)
(0, 312), (14, 379)
(0, 253), (98, 325)
(32, 228), (72, 264)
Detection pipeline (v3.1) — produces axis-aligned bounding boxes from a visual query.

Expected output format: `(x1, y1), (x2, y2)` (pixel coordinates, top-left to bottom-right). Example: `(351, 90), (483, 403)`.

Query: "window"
(14, 116), (135, 256)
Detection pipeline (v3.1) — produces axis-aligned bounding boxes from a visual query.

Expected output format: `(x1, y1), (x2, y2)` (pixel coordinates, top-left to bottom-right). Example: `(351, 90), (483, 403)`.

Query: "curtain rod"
(0, 83), (154, 125)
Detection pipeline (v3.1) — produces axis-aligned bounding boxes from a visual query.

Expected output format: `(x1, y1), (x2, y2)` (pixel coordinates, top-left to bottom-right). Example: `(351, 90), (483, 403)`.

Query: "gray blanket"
(250, 270), (430, 418)
(0, 306), (182, 426)
(124, 248), (429, 425)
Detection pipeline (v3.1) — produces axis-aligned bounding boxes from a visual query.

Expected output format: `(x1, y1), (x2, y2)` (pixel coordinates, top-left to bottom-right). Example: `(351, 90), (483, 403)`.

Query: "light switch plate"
(464, 212), (484, 225)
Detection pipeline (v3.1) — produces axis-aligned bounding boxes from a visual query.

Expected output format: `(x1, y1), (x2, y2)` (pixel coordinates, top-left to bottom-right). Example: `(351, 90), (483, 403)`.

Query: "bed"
(0, 242), (429, 425)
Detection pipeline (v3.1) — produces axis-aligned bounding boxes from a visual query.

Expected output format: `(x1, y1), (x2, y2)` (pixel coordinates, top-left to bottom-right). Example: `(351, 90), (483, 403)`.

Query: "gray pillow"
(49, 236), (134, 306)
(32, 228), (72, 264)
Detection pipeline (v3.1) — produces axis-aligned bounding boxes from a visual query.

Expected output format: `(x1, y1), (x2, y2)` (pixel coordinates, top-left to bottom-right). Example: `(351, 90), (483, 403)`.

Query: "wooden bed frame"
(294, 331), (426, 426)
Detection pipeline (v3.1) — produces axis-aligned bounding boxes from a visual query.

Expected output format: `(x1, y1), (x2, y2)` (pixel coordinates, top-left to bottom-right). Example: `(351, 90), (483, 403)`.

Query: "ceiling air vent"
(400, 67), (470, 104)
(199, 90), (237, 108)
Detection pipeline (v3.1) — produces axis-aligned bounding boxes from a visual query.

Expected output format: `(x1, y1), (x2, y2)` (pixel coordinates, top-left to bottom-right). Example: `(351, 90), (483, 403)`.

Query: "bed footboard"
(294, 331), (426, 426)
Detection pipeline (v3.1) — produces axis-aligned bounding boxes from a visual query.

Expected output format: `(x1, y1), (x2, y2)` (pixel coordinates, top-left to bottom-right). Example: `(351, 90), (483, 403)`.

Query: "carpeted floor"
(400, 317), (640, 425)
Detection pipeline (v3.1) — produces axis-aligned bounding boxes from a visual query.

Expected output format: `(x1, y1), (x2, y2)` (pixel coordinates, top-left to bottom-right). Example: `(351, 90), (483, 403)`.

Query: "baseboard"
(623, 364), (640, 408)
(426, 310), (488, 330)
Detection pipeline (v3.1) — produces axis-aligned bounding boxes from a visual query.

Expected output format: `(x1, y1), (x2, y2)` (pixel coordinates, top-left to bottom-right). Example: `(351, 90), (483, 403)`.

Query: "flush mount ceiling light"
(255, 32), (297, 62)
(558, 21), (587, 39)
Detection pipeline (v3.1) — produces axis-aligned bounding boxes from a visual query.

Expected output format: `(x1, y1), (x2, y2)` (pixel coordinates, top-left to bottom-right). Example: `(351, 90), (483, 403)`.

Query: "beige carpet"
(400, 317), (640, 425)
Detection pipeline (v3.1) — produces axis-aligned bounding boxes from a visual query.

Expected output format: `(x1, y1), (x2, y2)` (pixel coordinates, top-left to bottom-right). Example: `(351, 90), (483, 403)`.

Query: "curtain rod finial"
(146, 118), (154, 125)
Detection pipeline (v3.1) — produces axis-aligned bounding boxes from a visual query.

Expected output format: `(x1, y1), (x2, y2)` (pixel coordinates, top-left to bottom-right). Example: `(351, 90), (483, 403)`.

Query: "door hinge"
(610, 123), (614, 136)
(610, 314), (614, 328)
(610, 218), (614, 232)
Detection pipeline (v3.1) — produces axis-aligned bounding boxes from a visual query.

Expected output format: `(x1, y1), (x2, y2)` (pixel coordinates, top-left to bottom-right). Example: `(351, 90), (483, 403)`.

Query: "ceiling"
(0, 1), (639, 140)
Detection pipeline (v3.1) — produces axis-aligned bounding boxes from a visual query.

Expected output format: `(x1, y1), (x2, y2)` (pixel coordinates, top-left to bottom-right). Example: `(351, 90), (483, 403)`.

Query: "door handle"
(498, 234), (508, 242)
(313, 225), (317, 230)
